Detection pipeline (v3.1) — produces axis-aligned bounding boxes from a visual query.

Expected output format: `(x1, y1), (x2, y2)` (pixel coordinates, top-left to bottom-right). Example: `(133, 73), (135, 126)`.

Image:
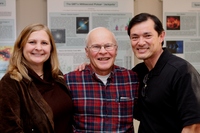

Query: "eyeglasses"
(86, 43), (117, 52)
(142, 74), (149, 98)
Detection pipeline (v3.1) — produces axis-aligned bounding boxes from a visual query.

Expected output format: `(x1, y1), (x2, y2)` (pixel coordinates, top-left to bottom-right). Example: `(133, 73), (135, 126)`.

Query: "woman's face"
(23, 30), (51, 68)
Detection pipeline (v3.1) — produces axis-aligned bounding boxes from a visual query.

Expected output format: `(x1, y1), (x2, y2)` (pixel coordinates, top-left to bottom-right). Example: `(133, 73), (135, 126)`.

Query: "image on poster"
(0, 46), (13, 79)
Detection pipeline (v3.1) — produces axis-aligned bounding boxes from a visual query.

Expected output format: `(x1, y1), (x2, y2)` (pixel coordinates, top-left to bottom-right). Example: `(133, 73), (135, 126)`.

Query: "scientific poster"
(0, 0), (16, 79)
(47, 0), (134, 74)
(163, 0), (200, 73)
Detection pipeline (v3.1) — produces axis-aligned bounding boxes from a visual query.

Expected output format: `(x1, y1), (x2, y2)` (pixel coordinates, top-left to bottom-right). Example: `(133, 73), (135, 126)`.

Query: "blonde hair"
(7, 23), (61, 81)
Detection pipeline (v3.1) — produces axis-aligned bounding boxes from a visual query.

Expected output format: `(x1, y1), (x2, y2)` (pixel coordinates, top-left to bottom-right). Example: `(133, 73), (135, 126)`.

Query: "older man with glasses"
(65, 27), (139, 133)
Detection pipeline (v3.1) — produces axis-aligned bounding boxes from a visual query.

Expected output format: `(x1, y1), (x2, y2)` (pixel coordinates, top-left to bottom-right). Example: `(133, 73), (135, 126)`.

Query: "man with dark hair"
(128, 13), (200, 133)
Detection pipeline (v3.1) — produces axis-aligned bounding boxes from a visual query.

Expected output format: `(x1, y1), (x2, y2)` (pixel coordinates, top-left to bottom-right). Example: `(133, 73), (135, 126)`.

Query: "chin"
(136, 55), (146, 60)
(98, 65), (111, 70)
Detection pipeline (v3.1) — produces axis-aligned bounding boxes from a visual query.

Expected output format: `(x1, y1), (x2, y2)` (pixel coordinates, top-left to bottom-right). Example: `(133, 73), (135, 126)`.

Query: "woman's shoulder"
(0, 73), (20, 94)
(0, 73), (14, 83)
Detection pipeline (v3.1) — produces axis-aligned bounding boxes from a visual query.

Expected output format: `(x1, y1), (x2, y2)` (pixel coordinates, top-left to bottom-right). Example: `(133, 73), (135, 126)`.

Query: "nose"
(35, 43), (42, 50)
(138, 37), (145, 45)
(99, 46), (107, 53)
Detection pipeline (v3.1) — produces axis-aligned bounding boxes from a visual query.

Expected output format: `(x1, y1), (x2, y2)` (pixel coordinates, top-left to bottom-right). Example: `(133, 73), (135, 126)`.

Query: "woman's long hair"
(7, 23), (61, 81)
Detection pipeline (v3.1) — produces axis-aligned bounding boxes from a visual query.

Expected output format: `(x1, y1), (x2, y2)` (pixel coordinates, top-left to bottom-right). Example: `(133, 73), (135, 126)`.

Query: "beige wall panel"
(16, 0), (47, 35)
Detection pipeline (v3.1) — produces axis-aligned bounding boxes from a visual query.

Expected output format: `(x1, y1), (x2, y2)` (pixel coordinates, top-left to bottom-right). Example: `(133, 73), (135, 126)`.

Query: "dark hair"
(127, 13), (164, 37)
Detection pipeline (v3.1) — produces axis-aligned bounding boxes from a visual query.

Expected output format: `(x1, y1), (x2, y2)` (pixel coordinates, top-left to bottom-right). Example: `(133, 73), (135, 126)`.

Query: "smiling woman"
(0, 23), (73, 133)
(23, 30), (51, 74)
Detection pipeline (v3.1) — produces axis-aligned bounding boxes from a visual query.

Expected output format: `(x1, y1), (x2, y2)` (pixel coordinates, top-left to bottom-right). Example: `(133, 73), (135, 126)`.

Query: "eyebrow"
(131, 32), (152, 36)
(143, 32), (152, 35)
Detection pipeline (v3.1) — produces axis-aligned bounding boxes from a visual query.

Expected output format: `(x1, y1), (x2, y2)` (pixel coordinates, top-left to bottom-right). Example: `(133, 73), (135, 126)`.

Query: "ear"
(159, 31), (165, 44)
(85, 47), (89, 58)
(115, 45), (118, 56)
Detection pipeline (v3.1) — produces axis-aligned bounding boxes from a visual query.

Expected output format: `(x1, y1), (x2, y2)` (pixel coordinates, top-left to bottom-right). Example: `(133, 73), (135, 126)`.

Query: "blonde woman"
(0, 23), (73, 133)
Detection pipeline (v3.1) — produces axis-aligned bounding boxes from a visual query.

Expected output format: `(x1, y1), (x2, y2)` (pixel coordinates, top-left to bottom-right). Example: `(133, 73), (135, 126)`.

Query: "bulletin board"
(163, 0), (200, 73)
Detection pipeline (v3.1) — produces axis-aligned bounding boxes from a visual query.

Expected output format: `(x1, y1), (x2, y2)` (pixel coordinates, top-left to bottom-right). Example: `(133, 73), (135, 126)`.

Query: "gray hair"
(85, 27), (117, 46)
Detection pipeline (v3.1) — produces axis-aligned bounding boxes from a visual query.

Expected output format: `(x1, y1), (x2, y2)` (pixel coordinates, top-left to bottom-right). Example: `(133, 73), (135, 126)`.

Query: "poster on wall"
(163, 0), (200, 73)
(47, 0), (134, 74)
(0, 0), (16, 79)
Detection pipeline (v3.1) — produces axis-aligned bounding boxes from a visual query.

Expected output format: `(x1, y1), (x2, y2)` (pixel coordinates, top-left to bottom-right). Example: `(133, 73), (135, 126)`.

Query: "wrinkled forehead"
(87, 28), (117, 45)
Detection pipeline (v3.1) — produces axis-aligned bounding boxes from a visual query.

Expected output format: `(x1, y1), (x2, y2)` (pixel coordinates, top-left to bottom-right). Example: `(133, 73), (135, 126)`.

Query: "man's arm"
(182, 123), (200, 133)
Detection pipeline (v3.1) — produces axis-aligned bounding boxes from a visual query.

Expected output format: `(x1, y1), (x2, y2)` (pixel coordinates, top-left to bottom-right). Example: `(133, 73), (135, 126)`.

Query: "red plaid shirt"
(65, 65), (139, 133)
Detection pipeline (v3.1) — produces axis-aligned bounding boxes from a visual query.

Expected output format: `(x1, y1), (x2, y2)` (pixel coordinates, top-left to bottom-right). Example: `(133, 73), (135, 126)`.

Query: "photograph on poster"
(76, 17), (89, 34)
(166, 40), (183, 54)
(51, 29), (66, 43)
(166, 16), (180, 30)
(0, 46), (13, 78)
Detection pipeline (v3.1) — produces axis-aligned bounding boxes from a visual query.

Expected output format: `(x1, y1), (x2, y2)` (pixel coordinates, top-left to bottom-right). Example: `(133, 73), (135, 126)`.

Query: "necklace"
(39, 74), (43, 77)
